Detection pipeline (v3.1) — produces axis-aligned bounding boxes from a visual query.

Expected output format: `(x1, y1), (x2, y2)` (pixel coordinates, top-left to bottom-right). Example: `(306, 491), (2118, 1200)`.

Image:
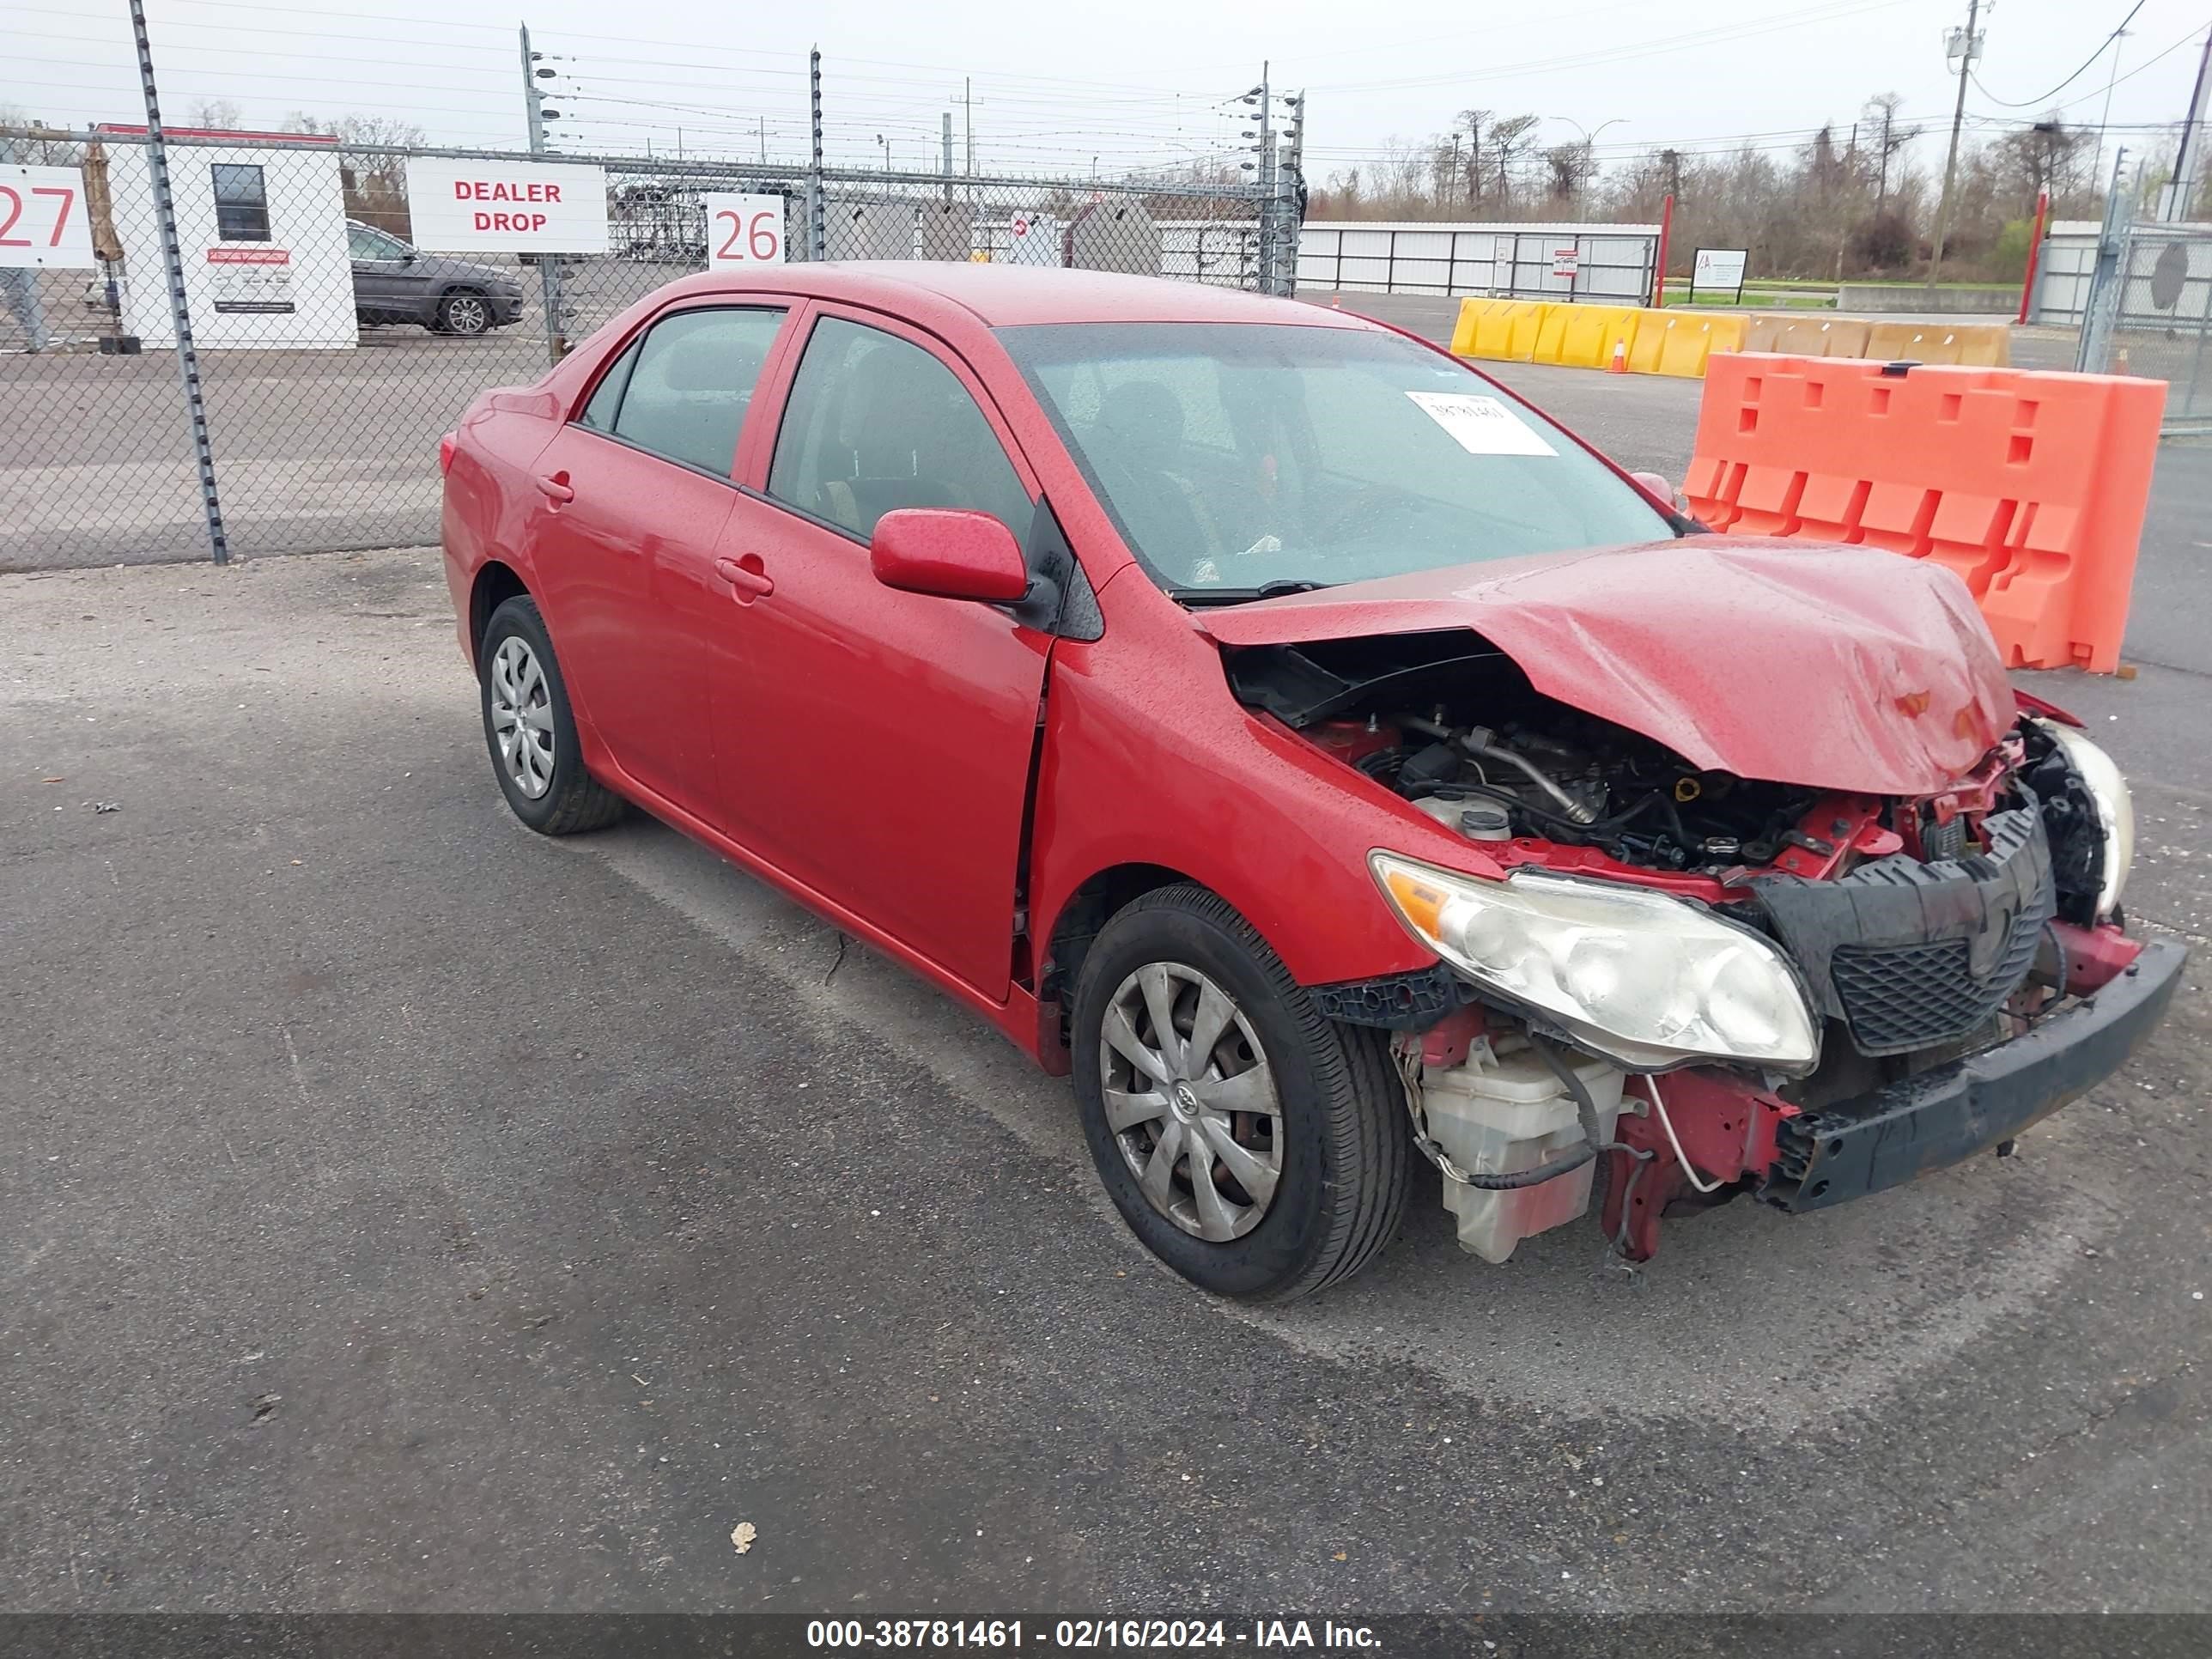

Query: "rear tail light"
(438, 432), (457, 475)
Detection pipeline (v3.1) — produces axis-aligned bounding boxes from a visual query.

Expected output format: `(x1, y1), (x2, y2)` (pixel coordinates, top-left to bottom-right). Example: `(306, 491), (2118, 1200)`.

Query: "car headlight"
(2037, 720), (2134, 918)
(1370, 853), (1820, 1073)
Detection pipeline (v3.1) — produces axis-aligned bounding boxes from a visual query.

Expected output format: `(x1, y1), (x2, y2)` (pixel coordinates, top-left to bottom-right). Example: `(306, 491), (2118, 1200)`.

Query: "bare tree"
(285, 112), (429, 235)
(1488, 113), (1541, 205)
(1456, 107), (1490, 205)
(1863, 93), (1917, 207)
(188, 98), (245, 130)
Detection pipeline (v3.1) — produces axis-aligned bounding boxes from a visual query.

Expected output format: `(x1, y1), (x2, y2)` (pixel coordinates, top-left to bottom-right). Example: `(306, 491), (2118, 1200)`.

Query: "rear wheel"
(436, 290), (492, 337)
(1071, 884), (1411, 1301)
(478, 596), (624, 836)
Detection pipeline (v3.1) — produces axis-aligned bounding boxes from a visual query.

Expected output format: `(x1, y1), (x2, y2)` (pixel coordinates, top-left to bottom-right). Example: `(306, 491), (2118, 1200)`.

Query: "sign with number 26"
(703, 194), (786, 266)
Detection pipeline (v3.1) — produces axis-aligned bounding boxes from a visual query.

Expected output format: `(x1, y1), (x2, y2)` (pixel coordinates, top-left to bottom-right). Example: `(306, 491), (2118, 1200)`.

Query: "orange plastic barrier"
(1683, 354), (2166, 672)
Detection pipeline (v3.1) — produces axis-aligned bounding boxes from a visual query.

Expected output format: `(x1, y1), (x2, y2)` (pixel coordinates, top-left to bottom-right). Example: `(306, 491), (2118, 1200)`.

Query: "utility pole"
(2159, 27), (2211, 220)
(1929, 0), (1983, 283)
(759, 117), (767, 166)
(941, 111), (954, 204)
(519, 22), (567, 364)
(963, 76), (974, 174)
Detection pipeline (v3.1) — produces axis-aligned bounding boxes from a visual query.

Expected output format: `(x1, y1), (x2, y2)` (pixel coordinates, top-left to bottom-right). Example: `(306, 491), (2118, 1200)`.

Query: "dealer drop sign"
(404, 158), (609, 253)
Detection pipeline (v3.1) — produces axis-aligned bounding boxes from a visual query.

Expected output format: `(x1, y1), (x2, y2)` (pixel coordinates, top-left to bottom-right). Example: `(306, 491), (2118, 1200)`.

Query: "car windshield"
(999, 321), (1675, 601)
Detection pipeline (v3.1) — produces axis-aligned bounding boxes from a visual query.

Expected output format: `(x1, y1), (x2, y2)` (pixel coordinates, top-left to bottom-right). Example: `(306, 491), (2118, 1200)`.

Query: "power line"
(1969, 0), (2144, 107)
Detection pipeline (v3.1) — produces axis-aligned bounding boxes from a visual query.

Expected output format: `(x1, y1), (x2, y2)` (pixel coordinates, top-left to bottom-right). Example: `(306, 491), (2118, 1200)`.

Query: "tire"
(477, 595), (625, 836)
(435, 290), (492, 337)
(1071, 884), (1411, 1302)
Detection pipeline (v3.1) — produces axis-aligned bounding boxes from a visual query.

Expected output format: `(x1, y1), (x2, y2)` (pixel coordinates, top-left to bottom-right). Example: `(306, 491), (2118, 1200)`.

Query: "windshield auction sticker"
(1405, 391), (1557, 457)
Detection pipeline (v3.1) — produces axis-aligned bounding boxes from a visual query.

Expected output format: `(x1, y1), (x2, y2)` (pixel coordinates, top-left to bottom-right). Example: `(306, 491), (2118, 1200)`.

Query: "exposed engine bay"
(1226, 629), (2143, 1265)
(1227, 629), (2106, 908)
(1229, 631), (1842, 875)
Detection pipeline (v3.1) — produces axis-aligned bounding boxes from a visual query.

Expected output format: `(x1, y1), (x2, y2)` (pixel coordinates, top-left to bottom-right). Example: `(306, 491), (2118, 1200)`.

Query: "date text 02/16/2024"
(805, 1622), (1382, 1650)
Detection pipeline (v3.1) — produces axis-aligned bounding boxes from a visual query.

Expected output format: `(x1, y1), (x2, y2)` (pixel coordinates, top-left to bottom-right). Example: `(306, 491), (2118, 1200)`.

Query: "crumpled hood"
(1198, 538), (2015, 797)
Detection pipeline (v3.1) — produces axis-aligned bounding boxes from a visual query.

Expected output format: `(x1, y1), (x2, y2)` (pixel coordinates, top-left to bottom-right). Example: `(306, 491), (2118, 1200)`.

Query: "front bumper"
(1762, 939), (2186, 1212)
(491, 292), (525, 324)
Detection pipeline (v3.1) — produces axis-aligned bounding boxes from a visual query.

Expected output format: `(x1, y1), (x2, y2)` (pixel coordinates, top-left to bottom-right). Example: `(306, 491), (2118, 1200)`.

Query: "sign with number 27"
(1, 165), (97, 269)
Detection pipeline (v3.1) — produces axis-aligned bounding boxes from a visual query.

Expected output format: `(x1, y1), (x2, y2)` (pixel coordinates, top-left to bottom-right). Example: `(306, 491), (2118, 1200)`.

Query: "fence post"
(807, 49), (827, 262)
(2076, 149), (2131, 374)
(125, 0), (228, 566)
(520, 24), (568, 364)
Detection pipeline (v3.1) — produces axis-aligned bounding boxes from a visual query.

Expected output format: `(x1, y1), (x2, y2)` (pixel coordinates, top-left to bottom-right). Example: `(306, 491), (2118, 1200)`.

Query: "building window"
(211, 163), (271, 241)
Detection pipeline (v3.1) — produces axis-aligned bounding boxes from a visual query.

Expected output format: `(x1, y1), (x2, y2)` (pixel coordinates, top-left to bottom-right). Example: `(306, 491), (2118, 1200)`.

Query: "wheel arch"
(468, 560), (531, 666)
(1039, 861), (1224, 1067)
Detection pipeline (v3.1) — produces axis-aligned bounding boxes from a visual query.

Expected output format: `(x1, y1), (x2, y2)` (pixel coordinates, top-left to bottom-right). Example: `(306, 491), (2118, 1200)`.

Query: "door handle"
(534, 472), (574, 504)
(714, 555), (775, 600)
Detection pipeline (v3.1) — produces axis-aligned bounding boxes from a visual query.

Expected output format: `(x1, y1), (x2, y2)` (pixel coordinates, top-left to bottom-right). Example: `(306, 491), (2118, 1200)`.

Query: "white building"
(97, 125), (357, 350)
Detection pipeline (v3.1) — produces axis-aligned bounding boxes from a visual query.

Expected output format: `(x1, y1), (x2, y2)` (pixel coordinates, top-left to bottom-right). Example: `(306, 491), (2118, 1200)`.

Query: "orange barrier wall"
(1683, 354), (2166, 672)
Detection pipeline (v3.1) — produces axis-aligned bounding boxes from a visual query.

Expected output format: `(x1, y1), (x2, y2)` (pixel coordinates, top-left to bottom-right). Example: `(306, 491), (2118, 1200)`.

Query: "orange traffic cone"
(1607, 339), (1627, 374)
(1331, 295), (1342, 309)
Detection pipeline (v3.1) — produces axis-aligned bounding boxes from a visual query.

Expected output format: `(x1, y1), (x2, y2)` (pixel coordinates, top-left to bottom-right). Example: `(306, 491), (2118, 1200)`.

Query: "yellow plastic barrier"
(1654, 313), (1746, 377)
(1626, 308), (1676, 374)
(1802, 317), (1872, 358)
(1868, 322), (1957, 363)
(1530, 304), (1571, 364)
(1742, 313), (1790, 353)
(1448, 297), (1492, 357)
(1450, 298), (1552, 362)
(1955, 325), (2009, 367)
(1491, 300), (1549, 361)
(1550, 304), (1641, 368)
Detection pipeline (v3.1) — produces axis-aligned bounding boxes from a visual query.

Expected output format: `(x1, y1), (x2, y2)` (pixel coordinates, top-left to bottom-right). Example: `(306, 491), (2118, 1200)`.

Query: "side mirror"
(401, 250), (416, 264)
(870, 508), (1030, 604)
(1629, 471), (1680, 513)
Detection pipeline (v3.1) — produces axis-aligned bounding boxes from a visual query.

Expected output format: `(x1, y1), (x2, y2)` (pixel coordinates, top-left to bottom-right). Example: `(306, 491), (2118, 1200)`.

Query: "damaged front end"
(1228, 628), (2185, 1265)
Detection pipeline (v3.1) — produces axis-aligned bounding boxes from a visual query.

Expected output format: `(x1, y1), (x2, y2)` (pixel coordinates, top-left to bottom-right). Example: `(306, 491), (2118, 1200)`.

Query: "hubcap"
(1098, 962), (1282, 1242)
(488, 636), (555, 799)
(449, 297), (488, 333)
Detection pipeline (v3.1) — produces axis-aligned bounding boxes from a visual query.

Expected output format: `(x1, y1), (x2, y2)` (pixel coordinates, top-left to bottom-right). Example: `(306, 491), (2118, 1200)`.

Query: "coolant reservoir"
(1420, 1037), (1626, 1263)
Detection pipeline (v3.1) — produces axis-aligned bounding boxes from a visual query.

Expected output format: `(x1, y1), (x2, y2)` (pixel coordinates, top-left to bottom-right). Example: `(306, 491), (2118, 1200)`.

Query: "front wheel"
(435, 291), (492, 337)
(1071, 884), (1411, 1301)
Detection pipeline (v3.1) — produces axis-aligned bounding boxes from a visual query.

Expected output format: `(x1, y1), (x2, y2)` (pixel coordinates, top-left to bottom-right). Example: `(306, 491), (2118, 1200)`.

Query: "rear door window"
(596, 307), (787, 477)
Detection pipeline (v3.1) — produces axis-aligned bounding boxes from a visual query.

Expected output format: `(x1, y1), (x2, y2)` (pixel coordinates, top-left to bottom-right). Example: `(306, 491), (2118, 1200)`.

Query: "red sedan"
(441, 263), (2179, 1299)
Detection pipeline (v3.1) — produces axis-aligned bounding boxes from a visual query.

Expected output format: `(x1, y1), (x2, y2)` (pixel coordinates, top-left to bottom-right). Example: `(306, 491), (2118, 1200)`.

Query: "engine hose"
(1529, 1035), (1609, 1152)
(1447, 1140), (1596, 1190)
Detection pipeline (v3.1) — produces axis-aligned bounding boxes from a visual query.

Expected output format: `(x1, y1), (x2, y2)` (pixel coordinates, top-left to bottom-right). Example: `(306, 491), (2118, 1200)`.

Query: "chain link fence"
(2078, 221), (2212, 435)
(2, 128), (1278, 571)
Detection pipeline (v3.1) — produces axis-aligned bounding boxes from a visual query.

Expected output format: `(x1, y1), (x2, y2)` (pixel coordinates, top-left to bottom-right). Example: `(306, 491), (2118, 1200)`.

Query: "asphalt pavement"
(3, 317), (2210, 1632)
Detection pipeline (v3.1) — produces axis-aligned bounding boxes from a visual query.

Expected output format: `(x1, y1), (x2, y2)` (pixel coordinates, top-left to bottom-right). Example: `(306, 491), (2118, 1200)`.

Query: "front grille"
(1829, 892), (2047, 1052)
(1755, 804), (2056, 1058)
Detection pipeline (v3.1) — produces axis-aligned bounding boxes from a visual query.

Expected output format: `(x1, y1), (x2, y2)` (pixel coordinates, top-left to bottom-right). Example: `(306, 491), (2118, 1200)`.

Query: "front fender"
(1027, 623), (1442, 992)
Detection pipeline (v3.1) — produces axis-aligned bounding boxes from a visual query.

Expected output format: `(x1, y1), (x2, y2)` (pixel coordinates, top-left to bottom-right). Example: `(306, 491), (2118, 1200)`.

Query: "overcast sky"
(4, 0), (2207, 185)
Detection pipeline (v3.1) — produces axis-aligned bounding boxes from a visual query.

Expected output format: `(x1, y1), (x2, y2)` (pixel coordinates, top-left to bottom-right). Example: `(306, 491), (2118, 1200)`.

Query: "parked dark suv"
(348, 221), (525, 337)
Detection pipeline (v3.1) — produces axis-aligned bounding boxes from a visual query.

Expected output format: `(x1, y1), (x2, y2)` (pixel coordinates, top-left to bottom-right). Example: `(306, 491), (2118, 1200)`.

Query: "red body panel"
(439, 262), (2036, 1077)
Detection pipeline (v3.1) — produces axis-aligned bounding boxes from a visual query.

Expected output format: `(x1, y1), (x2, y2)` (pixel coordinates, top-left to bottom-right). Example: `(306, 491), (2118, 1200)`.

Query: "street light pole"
(1547, 116), (1624, 217)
